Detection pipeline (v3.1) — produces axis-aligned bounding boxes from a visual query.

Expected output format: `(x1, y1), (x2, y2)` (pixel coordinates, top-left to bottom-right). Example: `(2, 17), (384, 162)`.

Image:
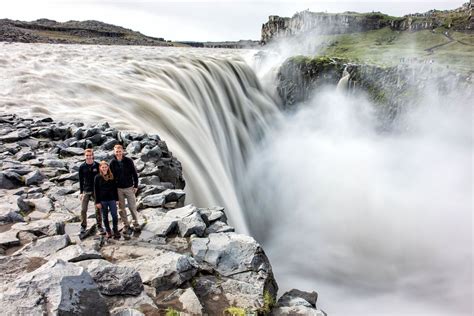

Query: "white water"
(1, 43), (472, 315)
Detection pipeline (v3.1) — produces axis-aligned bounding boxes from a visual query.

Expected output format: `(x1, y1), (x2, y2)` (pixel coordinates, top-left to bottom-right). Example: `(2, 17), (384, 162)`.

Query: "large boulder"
(49, 244), (103, 262)
(19, 234), (71, 258)
(103, 244), (198, 292)
(0, 259), (109, 315)
(12, 218), (65, 236)
(77, 259), (144, 296)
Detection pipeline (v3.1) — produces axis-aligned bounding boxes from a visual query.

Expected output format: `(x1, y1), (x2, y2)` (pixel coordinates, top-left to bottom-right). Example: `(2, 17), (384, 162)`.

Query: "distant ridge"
(0, 18), (175, 46)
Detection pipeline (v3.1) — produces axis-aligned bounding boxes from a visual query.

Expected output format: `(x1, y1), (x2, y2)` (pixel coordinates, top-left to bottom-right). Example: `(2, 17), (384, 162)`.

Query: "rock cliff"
(261, 3), (473, 44)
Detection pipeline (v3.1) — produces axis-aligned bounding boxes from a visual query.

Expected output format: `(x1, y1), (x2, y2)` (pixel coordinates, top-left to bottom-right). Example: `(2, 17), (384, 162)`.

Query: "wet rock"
(78, 259), (144, 296)
(0, 259), (109, 315)
(24, 169), (44, 185)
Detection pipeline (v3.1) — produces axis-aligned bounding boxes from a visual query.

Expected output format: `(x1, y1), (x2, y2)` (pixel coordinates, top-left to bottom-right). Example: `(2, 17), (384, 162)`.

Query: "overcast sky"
(4, 0), (464, 41)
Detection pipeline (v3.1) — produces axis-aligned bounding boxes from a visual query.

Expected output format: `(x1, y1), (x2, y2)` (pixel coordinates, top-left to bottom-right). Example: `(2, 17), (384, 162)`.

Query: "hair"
(114, 144), (124, 150)
(99, 161), (114, 181)
(84, 148), (93, 155)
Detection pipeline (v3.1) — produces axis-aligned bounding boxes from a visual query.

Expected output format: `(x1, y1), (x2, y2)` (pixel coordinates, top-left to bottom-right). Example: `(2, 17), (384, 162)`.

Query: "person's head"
(99, 161), (114, 181)
(114, 144), (124, 160)
(84, 149), (94, 164)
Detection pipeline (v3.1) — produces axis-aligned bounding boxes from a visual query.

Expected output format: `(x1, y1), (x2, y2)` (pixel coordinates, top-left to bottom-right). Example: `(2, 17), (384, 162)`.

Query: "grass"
(260, 290), (276, 314)
(316, 27), (473, 73)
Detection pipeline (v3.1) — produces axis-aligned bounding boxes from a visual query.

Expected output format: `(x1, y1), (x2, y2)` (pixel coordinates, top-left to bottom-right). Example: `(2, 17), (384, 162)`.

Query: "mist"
(241, 84), (472, 315)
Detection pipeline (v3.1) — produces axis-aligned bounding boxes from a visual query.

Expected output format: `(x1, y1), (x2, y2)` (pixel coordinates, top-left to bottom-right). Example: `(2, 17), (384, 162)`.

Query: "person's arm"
(78, 165), (84, 194)
(94, 176), (102, 208)
(130, 158), (139, 189)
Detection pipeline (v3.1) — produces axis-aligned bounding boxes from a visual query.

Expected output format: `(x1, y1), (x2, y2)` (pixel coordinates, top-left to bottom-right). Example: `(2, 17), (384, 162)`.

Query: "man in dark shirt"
(109, 144), (140, 235)
(78, 149), (105, 234)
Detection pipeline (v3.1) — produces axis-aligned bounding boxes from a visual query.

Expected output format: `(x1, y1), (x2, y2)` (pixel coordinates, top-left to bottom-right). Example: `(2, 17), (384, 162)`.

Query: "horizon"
(3, 0), (466, 42)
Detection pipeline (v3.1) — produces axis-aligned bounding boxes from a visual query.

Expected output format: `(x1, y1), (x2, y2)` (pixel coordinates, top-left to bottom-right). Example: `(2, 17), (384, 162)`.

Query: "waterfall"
(336, 66), (350, 91)
(0, 43), (282, 234)
(1, 43), (471, 315)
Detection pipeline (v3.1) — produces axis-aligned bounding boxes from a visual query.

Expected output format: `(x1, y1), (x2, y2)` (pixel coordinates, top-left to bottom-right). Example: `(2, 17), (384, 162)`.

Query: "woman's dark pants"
(101, 200), (118, 234)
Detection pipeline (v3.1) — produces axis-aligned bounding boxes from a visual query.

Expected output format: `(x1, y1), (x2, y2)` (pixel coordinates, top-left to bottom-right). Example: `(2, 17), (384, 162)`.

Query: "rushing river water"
(0, 42), (471, 315)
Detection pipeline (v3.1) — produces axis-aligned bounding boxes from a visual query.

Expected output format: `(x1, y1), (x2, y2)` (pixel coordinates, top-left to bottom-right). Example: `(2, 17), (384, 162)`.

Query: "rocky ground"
(0, 114), (325, 315)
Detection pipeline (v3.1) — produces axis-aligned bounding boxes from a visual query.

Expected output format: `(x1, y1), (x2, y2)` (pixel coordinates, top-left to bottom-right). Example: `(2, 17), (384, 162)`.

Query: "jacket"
(109, 156), (139, 189)
(79, 161), (99, 193)
(94, 174), (119, 202)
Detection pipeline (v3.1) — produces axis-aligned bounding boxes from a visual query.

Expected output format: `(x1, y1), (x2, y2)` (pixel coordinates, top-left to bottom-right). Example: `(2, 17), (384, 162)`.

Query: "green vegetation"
(316, 27), (473, 73)
(165, 307), (180, 316)
(224, 307), (247, 316)
(260, 290), (276, 314)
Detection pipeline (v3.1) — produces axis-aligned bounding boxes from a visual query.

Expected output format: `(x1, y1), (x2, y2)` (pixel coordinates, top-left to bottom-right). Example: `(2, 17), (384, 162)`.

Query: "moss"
(259, 290), (276, 315)
(165, 307), (180, 316)
(224, 307), (247, 316)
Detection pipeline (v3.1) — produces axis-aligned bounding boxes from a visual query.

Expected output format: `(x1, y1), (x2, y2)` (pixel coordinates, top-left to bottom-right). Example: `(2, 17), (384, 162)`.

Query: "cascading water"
(0, 42), (471, 315)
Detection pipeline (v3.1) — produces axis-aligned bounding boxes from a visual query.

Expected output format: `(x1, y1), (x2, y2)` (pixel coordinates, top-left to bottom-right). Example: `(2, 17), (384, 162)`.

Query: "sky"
(3, 0), (465, 41)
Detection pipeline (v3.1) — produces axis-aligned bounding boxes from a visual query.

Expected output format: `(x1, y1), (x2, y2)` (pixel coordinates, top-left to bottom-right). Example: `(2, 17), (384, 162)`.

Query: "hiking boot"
(113, 230), (121, 240)
(106, 231), (112, 238)
(133, 225), (142, 233)
(97, 226), (106, 235)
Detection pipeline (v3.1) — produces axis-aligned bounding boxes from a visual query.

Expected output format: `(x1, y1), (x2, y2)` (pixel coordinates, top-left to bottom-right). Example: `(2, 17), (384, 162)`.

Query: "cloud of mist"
(242, 85), (472, 315)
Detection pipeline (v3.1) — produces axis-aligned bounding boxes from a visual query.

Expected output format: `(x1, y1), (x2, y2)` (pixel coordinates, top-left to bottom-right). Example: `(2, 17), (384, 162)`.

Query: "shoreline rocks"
(0, 113), (325, 315)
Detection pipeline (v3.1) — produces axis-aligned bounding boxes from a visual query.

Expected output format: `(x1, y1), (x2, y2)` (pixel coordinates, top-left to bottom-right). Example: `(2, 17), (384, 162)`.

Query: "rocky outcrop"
(262, 3), (473, 44)
(0, 114), (318, 315)
(0, 18), (174, 46)
(277, 55), (472, 121)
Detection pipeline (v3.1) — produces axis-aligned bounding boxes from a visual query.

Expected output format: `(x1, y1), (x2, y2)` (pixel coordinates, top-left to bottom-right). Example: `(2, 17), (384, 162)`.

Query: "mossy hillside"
(316, 27), (473, 73)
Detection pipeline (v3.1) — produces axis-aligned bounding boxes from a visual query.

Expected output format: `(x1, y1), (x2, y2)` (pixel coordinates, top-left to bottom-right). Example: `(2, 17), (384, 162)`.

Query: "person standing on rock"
(94, 161), (120, 239)
(79, 149), (105, 235)
(110, 143), (140, 236)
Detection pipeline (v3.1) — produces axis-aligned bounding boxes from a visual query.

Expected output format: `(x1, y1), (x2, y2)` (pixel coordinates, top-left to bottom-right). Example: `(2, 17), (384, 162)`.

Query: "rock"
(29, 196), (54, 213)
(0, 255), (48, 284)
(0, 259), (109, 315)
(43, 158), (67, 168)
(106, 292), (159, 315)
(55, 171), (79, 182)
(49, 244), (103, 262)
(17, 151), (35, 162)
(77, 259), (144, 296)
(139, 176), (161, 185)
(0, 171), (23, 189)
(0, 129), (30, 142)
(0, 203), (23, 223)
(111, 309), (145, 316)
(167, 204), (206, 237)
(60, 146), (84, 156)
(205, 221), (235, 234)
(110, 246), (198, 291)
(12, 219), (65, 236)
(19, 234), (71, 258)
(141, 209), (177, 237)
(23, 169), (44, 185)
(126, 141), (141, 154)
(140, 145), (162, 162)
(158, 288), (204, 315)
(102, 138), (118, 150)
(0, 229), (20, 248)
(139, 193), (166, 208)
(199, 206), (227, 224)
(277, 289), (318, 308)
(272, 306), (327, 316)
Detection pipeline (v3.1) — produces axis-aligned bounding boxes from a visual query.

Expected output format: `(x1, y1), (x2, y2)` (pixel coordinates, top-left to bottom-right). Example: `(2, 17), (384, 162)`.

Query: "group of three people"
(79, 144), (141, 239)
